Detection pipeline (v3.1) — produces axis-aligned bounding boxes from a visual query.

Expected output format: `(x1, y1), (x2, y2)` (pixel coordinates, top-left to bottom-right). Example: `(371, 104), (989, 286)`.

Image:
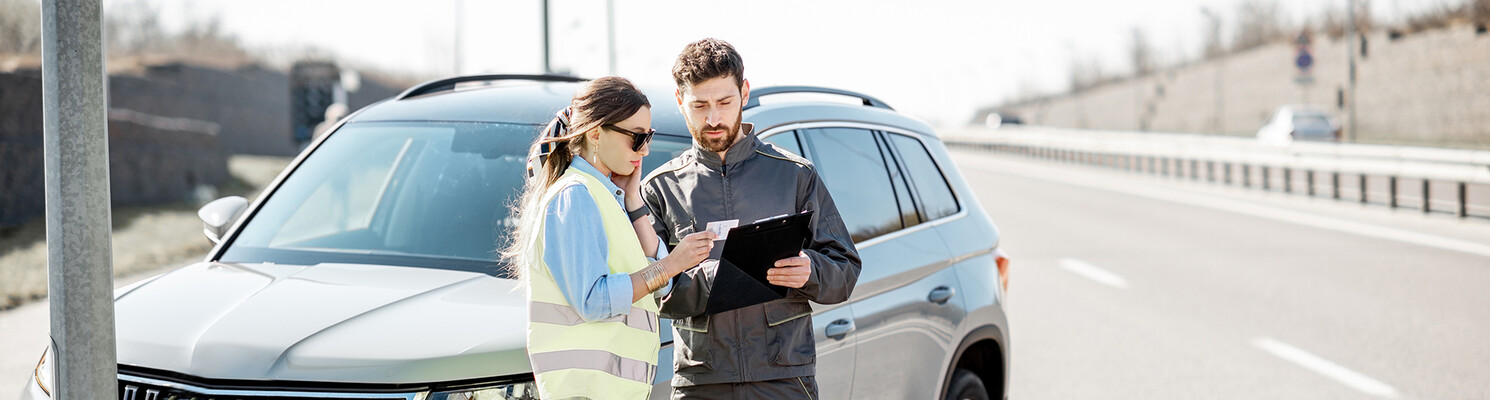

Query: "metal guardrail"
(943, 126), (1490, 219)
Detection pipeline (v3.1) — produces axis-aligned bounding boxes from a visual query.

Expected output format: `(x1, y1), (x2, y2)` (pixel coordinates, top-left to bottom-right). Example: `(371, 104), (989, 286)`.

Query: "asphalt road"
(3, 150), (1488, 399)
(951, 149), (1490, 400)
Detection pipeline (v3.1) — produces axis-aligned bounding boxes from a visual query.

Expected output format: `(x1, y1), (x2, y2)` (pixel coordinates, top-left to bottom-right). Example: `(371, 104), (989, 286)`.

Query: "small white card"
(705, 219), (739, 240)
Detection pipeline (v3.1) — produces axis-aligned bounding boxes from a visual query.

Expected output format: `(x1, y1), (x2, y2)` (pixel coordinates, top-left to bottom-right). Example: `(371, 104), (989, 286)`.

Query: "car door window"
(801, 127), (902, 243)
(878, 132), (921, 229)
(761, 130), (805, 159)
(888, 133), (959, 221)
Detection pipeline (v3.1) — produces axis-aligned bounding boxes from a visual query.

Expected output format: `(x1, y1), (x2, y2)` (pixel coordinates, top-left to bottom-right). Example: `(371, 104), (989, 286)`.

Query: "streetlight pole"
(41, 0), (118, 397)
(453, 0), (462, 76)
(1346, 0), (1358, 142)
(606, 0), (617, 75)
(541, 0), (551, 74)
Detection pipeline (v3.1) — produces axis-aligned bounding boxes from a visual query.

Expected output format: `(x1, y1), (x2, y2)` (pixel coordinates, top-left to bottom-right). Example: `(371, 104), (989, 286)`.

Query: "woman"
(503, 77), (715, 399)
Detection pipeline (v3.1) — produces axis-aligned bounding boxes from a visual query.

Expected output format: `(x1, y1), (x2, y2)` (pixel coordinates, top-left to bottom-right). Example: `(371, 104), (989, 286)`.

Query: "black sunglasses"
(603, 124), (656, 152)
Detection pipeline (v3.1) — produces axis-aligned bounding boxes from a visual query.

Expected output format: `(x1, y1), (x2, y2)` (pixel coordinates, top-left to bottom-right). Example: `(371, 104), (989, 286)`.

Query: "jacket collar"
(568, 156), (625, 203)
(693, 122), (758, 169)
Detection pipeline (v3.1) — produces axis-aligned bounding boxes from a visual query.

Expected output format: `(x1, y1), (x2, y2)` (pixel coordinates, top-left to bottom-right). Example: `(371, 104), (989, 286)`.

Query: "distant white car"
(1256, 106), (1340, 146)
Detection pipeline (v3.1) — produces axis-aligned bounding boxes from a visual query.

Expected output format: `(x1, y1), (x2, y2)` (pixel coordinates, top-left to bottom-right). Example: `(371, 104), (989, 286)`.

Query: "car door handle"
(824, 318), (855, 340)
(928, 286), (956, 305)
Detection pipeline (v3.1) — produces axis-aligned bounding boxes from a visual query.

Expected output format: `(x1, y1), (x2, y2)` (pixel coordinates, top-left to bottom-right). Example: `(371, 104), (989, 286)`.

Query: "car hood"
(114, 261), (531, 384)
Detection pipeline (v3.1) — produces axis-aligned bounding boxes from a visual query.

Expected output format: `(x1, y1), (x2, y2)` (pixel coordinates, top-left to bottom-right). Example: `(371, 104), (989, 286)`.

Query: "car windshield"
(221, 121), (690, 276)
(1292, 112), (1332, 130)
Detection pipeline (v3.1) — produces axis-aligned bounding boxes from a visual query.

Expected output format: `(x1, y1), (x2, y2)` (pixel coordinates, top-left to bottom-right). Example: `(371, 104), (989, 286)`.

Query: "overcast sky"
(129, 0), (1448, 127)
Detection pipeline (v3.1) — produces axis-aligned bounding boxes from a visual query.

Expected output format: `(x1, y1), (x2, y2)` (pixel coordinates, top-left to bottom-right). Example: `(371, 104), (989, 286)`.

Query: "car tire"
(944, 368), (989, 400)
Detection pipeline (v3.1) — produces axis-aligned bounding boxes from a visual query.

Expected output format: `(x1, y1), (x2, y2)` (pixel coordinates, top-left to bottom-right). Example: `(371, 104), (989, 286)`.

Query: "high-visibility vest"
(526, 167), (660, 400)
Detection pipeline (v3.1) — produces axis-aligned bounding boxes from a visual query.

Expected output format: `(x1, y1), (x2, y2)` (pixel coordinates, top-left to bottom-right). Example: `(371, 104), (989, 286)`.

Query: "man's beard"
(690, 108), (743, 153)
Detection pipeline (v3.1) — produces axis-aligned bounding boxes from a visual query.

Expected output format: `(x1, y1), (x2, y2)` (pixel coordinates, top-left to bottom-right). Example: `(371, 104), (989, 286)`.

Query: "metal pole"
(1307, 170), (1315, 196)
(1346, 0), (1358, 142)
(1458, 182), (1468, 218)
(1421, 179), (1431, 213)
(453, 0), (462, 76)
(541, 0), (551, 74)
(606, 0), (617, 75)
(1284, 167), (1292, 193)
(42, 0), (118, 397)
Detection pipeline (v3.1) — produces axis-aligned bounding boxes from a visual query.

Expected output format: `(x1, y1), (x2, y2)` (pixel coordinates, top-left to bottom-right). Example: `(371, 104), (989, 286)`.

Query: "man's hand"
(768, 251), (812, 288)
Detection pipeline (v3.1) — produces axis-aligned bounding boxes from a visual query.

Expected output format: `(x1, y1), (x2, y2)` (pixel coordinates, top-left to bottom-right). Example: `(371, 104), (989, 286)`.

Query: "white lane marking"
(1253, 337), (1401, 398)
(1058, 258), (1128, 289)
(956, 153), (1490, 259)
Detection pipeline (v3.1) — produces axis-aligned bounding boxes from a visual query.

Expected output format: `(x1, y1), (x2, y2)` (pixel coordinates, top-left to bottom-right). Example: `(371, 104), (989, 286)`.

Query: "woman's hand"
(613, 169), (647, 213)
(661, 231), (716, 276)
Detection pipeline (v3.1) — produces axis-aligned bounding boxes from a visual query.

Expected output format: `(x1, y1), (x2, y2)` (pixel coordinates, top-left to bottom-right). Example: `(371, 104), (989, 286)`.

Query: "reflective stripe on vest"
(530, 349), (659, 384)
(529, 300), (658, 333)
(526, 167), (660, 400)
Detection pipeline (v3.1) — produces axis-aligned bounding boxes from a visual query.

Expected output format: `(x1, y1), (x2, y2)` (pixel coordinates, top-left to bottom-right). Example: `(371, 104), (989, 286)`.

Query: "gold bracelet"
(640, 261), (669, 292)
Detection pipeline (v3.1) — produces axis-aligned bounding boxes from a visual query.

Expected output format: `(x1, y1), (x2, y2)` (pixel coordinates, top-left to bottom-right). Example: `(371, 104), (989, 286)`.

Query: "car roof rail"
(744, 86), (893, 110)
(396, 74), (586, 100)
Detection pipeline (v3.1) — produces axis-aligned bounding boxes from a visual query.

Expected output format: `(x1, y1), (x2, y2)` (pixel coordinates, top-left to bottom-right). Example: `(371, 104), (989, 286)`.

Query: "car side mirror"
(197, 196), (248, 244)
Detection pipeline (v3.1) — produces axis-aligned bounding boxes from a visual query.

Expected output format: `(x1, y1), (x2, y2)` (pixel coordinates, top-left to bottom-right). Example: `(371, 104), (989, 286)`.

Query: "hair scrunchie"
(529, 107), (575, 179)
(538, 107), (573, 157)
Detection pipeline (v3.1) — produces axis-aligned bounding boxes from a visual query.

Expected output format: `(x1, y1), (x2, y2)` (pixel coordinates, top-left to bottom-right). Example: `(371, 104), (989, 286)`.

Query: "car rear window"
(888, 133), (960, 221)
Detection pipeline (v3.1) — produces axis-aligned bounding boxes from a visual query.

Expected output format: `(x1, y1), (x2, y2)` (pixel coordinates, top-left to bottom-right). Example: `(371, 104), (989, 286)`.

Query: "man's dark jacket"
(642, 123), (862, 387)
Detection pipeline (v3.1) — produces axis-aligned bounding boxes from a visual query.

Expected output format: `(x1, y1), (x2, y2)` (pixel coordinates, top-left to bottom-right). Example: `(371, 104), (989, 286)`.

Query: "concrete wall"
(1, 63), (406, 228)
(110, 63), (402, 156)
(996, 26), (1490, 148)
(2, 73), (224, 227)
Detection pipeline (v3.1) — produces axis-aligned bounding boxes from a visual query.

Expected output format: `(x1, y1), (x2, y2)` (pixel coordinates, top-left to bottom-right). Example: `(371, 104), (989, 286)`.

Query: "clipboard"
(704, 210), (815, 315)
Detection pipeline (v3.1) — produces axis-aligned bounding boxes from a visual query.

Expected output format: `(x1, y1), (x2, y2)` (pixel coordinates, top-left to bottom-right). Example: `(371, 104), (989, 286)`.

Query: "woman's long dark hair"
(501, 77), (651, 281)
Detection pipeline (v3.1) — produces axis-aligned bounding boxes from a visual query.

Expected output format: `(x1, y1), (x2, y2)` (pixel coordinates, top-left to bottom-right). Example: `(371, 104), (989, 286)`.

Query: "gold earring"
(590, 140), (598, 165)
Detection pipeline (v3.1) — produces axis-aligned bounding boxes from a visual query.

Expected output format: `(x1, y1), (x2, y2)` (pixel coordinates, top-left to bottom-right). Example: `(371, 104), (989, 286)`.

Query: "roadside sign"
(1296, 48), (1313, 72)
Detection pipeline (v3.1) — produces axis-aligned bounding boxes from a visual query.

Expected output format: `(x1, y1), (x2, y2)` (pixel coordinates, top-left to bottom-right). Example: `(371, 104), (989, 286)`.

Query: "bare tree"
(1130, 26), (1156, 76)
(1233, 0), (1286, 51)
(0, 0), (41, 55)
(104, 0), (168, 54)
(1068, 53), (1107, 92)
(1322, 0), (1376, 39)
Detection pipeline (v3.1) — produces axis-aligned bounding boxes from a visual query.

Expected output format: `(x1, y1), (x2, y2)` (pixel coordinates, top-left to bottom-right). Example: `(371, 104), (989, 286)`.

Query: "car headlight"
(426, 380), (537, 400)
(34, 346), (54, 396)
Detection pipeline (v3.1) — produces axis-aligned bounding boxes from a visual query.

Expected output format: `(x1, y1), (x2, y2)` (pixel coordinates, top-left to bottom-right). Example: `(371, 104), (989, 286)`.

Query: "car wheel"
(944, 368), (989, 400)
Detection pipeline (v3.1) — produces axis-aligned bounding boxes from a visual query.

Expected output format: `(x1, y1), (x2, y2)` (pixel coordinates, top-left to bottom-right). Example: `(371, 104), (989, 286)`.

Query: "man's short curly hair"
(671, 38), (744, 90)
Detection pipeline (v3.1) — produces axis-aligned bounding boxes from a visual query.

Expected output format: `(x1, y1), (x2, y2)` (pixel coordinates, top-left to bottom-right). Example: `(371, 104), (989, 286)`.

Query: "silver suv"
(21, 75), (1010, 400)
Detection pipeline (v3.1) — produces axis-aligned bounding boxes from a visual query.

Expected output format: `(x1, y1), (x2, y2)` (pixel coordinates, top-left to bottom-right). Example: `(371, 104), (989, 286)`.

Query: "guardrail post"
(1307, 170), (1315, 196)
(1331, 172), (1340, 199)
(1388, 176), (1398, 208)
(1421, 179), (1431, 214)
(1283, 168), (1292, 193)
(1242, 164), (1251, 188)
(1458, 182), (1468, 218)
(1225, 163), (1233, 185)
(1190, 160), (1199, 181)
(1360, 174), (1369, 204)
(1262, 166), (1270, 190)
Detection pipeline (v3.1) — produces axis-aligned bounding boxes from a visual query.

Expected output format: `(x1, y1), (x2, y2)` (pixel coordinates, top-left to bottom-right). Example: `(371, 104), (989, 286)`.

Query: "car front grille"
(118, 374), (422, 400)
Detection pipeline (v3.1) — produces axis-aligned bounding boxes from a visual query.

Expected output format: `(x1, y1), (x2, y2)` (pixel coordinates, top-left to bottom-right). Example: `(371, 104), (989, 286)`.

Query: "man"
(642, 38), (862, 399)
